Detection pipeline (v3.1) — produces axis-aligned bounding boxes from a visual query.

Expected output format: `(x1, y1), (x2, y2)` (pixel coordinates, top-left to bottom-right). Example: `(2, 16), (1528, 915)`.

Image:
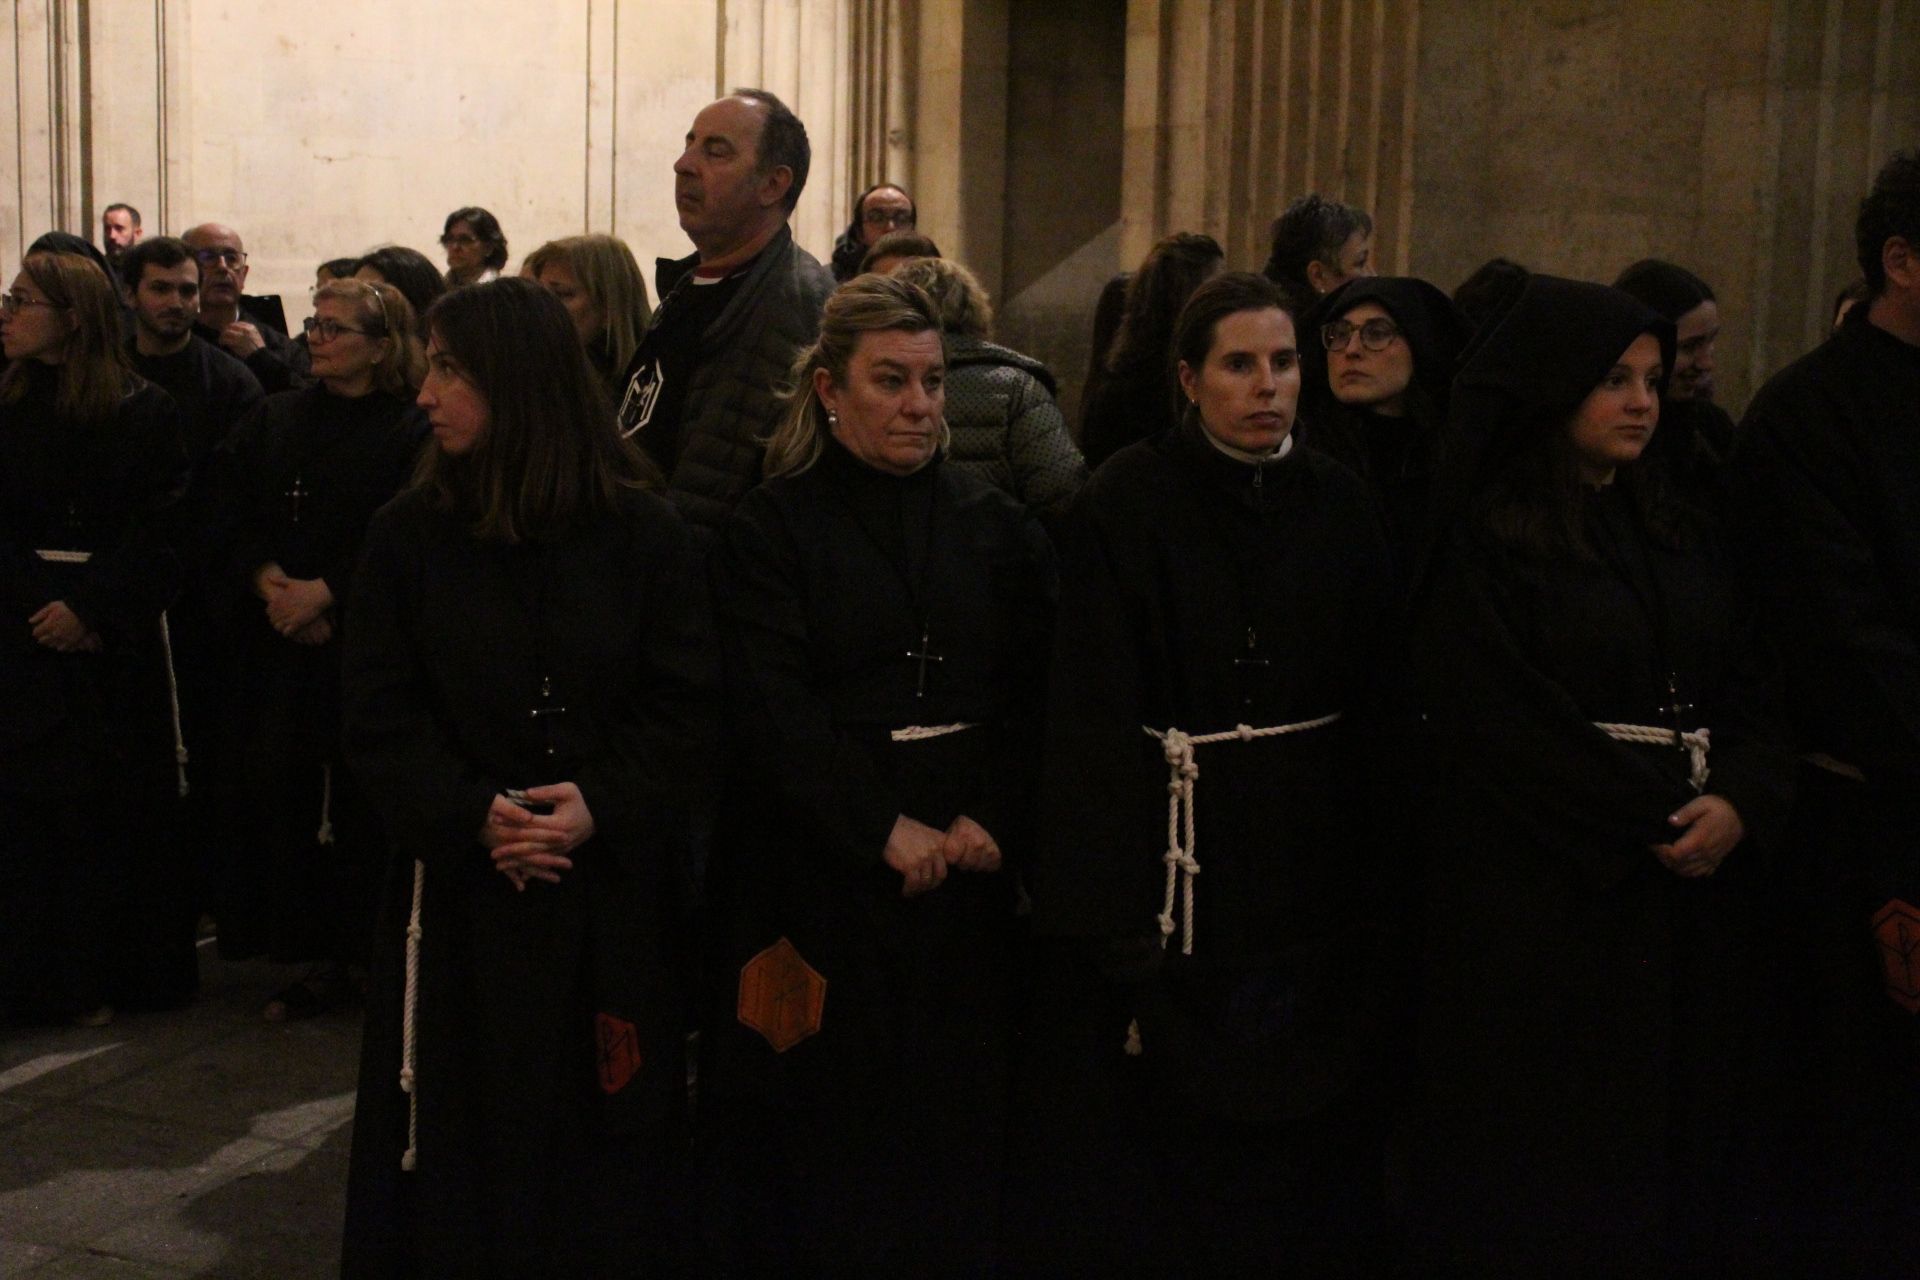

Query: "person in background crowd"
(185, 222), (308, 394)
(102, 203), (144, 267)
(340, 277), (714, 1277)
(355, 245), (447, 340)
(1729, 148), (1920, 1275)
(212, 279), (427, 1020)
(1078, 271), (1131, 443)
(1452, 256), (1531, 337)
(615, 87), (834, 532)
(440, 206), (509, 288)
(1079, 231), (1223, 470)
(1263, 194), (1375, 317)
(0, 251), (190, 1025)
(893, 255), (1087, 523)
(524, 234), (655, 400)
(830, 182), (917, 282)
(859, 229), (943, 278)
(703, 274), (1055, 1274)
(1614, 258), (1735, 512)
(1832, 276), (1870, 330)
(1407, 274), (1791, 1275)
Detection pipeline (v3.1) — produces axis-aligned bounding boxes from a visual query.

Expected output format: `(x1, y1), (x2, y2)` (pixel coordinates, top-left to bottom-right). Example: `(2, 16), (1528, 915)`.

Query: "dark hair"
(29, 231), (112, 280)
(0, 252), (139, 421)
(1856, 149), (1920, 297)
(731, 87), (810, 215)
(856, 184), (914, 229)
(1452, 257), (1530, 334)
(355, 246), (447, 336)
(1171, 271), (1290, 382)
(858, 230), (942, 273)
(118, 235), (195, 291)
(414, 277), (660, 543)
(1263, 194), (1372, 309)
(444, 206), (509, 271)
(1612, 259), (1715, 321)
(1108, 232), (1224, 378)
(319, 257), (360, 281)
(104, 202), (141, 226)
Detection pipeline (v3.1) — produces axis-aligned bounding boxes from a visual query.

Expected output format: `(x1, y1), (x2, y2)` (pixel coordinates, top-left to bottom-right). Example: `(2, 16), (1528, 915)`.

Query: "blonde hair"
(521, 235), (653, 371)
(762, 274), (948, 479)
(892, 256), (994, 339)
(314, 278), (425, 394)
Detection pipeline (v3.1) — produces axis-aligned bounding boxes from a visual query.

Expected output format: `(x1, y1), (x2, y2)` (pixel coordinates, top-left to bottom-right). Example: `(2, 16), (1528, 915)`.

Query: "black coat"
(339, 487), (717, 1278)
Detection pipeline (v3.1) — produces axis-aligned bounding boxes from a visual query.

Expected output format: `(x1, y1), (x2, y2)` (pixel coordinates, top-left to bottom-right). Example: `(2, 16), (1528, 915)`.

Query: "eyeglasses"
(861, 208), (916, 229)
(440, 233), (479, 248)
(1321, 318), (1401, 352)
(303, 316), (382, 342)
(0, 292), (63, 316)
(192, 248), (247, 269)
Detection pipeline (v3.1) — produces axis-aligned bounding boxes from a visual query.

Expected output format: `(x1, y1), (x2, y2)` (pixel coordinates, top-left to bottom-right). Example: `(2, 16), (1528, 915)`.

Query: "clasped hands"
(256, 563), (334, 645)
(884, 813), (1001, 899)
(1651, 794), (1744, 879)
(28, 600), (101, 653)
(480, 783), (596, 892)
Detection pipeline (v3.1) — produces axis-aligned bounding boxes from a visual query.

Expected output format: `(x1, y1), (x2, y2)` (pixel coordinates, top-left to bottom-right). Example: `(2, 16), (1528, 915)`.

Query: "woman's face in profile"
(535, 260), (603, 346)
(817, 327), (946, 476)
(419, 335), (491, 457)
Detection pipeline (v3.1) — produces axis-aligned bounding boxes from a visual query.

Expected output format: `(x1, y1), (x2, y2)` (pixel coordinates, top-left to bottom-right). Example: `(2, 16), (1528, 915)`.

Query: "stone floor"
(0, 944), (360, 1278)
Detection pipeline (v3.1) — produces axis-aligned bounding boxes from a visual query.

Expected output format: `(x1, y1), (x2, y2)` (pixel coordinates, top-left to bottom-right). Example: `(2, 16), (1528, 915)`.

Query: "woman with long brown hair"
(0, 251), (189, 1025)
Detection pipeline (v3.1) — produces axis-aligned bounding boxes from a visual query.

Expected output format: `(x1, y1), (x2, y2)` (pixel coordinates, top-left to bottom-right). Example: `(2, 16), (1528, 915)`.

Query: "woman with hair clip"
(0, 251), (188, 1025)
(1019, 272), (1395, 1275)
(523, 234), (654, 399)
(703, 273), (1056, 1275)
(338, 277), (713, 1278)
(214, 279), (427, 1017)
(1405, 276), (1793, 1275)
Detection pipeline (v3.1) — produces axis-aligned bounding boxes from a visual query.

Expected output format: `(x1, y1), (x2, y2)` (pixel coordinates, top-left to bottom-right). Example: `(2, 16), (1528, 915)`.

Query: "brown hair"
(314, 278), (425, 395)
(0, 252), (138, 421)
(521, 234), (654, 370)
(858, 229), (942, 274)
(892, 256), (994, 339)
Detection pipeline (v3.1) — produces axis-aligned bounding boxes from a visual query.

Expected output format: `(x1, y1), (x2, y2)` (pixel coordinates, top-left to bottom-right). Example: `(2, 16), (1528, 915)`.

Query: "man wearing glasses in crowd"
(184, 222), (310, 393)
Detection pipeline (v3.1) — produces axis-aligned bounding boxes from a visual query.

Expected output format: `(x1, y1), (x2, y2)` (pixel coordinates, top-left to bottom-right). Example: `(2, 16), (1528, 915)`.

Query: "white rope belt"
(399, 858), (424, 1171)
(317, 763), (336, 845)
(1595, 721), (1711, 793)
(35, 549), (189, 796)
(888, 722), (978, 743)
(1143, 713), (1343, 957)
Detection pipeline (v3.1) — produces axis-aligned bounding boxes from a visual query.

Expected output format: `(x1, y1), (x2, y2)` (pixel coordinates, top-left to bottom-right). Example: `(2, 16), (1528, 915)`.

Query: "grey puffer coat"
(942, 334), (1087, 522)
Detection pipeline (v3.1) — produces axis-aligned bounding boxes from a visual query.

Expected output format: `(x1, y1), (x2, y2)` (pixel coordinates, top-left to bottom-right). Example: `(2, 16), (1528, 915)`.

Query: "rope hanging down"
(1142, 713), (1342, 957)
(1595, 721), (1711, 792)
(399, 858), (425, 1171)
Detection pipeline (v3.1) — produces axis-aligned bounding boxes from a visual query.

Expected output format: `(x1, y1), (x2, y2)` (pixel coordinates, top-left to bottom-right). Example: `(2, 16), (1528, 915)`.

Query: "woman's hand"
(1651, 794), (1745, 878)
(29, 601), (98, 653)
(266, 577), (334, 637)
(289, 616), (335, 647)
(479, 785), (596, 891)
(884, 815), (949, 898)
(943, 815), (1002, 873)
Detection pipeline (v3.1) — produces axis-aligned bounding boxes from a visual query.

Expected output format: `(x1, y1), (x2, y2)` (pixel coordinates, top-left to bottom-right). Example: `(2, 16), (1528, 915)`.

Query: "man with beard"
(102, 203), (144, 268)
(183, 222), (309, 394)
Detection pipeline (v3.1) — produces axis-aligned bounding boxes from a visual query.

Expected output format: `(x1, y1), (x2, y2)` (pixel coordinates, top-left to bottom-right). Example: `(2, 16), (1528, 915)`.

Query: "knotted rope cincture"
(888, 722), (979, 743)
(399, 858), (425, 1171)
(1595, 721), (1711, 793)
(316, 763), (335, 846)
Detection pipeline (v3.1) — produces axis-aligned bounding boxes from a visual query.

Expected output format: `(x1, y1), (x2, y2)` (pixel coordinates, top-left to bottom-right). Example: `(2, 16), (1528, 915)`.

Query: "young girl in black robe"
(214, 280), (426, 1014)
(339, 278), (714, 1277)
(0, 251), (188, 1025)
(1405, 276), (1793, 1276)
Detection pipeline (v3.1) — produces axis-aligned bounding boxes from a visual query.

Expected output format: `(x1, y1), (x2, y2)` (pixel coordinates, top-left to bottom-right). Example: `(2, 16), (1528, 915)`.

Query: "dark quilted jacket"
(652, 227), (835, 532)
(943, 334), (1088, 522)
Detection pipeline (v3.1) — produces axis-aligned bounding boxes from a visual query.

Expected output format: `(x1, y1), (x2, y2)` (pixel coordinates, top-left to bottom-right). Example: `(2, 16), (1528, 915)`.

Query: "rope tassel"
(400, 858), (425, 1171)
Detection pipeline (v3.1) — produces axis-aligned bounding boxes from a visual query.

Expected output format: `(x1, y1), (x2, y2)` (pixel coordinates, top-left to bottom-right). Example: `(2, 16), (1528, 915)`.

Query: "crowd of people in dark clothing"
(4, 83), (1919, 1278)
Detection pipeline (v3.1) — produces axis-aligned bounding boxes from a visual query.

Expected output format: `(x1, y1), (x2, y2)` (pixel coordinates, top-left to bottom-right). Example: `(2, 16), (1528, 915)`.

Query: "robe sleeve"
(220, 397), (282, 596)
(64, 390), (189, 644)
(341, 504), (500, 866)
(572, 505), (720, 868)
(1412, 536), (1698, 890)
(712, 493), (902, 867)
(966, 508), (1059, 863)
(1731, 383), (1920, 782)
(315, 418), (422, 613)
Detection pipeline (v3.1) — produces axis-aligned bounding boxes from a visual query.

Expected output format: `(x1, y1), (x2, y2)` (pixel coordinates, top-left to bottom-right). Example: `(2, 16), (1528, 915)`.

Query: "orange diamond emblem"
(1872, 899), (1920, 1015)
(737, 936), (827, 1053)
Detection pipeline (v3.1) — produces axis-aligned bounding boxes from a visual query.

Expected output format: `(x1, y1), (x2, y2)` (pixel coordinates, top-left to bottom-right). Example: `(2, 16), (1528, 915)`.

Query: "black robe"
(194, 293), (310, 394)
(1020, 421), (1395, 1276)
(1406, 488), (1792, 1275)
(1729, 302), (1920, 1271)
(213, 384), (426, 963)
(0, 367), (189, 1018)
(339, 486), (716, 1278)
(703, 440), (1056, 1276)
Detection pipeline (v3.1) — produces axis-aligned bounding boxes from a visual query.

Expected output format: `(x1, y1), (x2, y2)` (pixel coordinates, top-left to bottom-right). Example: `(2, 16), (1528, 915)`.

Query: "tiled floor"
(0, 947), (360, 1278)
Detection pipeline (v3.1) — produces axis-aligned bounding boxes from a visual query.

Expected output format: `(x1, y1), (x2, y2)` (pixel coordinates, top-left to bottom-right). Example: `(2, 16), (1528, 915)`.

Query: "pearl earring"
(826, 407), (839, 428)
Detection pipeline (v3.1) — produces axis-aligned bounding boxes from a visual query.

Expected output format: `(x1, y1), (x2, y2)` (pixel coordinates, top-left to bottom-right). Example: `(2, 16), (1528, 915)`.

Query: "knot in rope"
(1595, 721), (1713, 793)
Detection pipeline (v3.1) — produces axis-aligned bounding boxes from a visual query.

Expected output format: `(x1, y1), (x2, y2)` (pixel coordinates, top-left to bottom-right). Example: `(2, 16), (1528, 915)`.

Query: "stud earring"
(826, 407), (839, 428)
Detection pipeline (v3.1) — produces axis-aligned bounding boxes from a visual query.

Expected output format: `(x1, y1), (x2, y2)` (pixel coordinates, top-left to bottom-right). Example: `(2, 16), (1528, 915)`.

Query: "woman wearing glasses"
(1300, 276), (1470, 581)
(213, 280), (427, 1019)
(0, 252), (189, 1025)
(829, 182), (917, 282)
(440, 206), (508, 287)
